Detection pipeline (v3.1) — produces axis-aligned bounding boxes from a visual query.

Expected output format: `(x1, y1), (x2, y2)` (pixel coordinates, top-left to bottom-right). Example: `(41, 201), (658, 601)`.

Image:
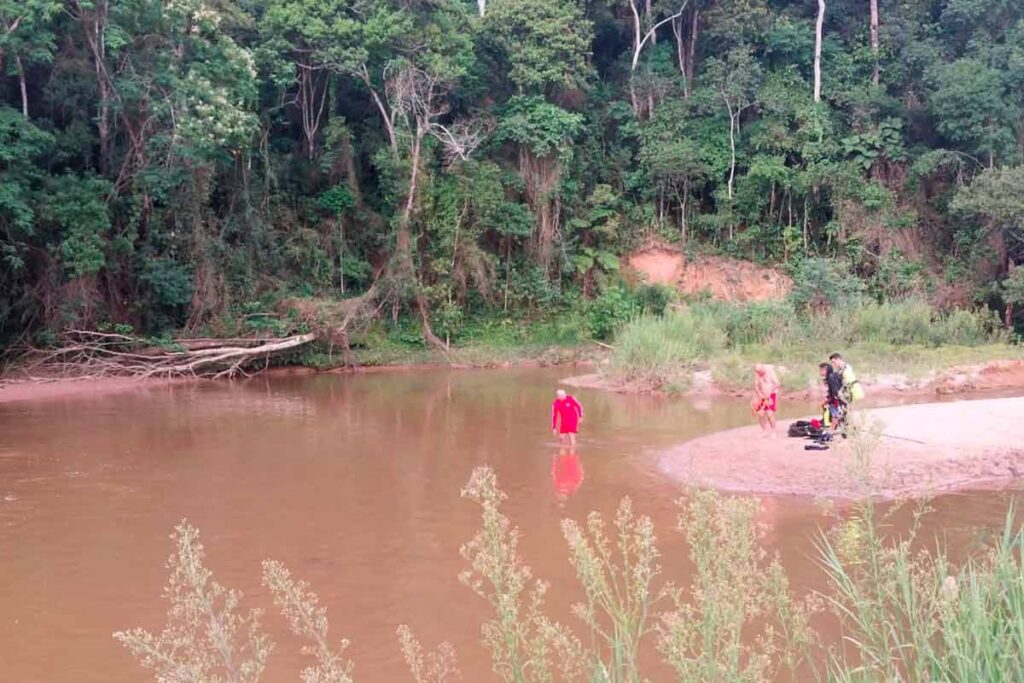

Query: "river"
(0, 368), (1020, 681)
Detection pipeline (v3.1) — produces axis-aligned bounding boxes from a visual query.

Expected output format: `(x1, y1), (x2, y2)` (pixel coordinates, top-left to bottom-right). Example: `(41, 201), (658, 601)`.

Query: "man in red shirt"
(552, 389), (584, 445)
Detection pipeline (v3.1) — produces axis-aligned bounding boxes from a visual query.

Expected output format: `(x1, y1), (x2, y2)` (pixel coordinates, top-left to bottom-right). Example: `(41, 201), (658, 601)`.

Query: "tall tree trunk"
(338, 216), (346, 295)
(477, 0), (486, 17)
(645, 0), (656, 44)
(870, 0), (879, 86)
(687, 8), (698, 91)
(726, 104), (737, 201)
(339, 131), (363, 209)
(671, 14), (690, 97)
(814, 0), (826, 102)
(680, 179), (689, 245)
(628, 0), (642, 117)
(361, 66), (398, 155)
(298, 64), (327, 161)
(520, 148), (562, 275)
(72, 0), (113, 173)
(396, 127), (446, 350)
(15, 55), (27, 118)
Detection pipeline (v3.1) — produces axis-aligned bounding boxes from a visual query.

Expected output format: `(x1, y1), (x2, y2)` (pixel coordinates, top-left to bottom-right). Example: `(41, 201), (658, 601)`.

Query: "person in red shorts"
(551, 389), (584, 445)
(752, 363), (780, 437)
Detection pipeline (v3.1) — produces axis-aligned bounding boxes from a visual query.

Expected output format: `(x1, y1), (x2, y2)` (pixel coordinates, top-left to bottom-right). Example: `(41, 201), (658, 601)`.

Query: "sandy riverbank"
(660, 396), (1024, 499)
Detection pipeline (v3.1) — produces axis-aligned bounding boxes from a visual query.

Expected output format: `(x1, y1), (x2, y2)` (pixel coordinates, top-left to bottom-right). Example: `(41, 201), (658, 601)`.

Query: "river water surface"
(1, 368), (1020, 681)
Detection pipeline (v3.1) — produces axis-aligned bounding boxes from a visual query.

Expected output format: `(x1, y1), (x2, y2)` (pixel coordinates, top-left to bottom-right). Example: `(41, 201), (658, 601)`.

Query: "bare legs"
(756, 410), (777, 437)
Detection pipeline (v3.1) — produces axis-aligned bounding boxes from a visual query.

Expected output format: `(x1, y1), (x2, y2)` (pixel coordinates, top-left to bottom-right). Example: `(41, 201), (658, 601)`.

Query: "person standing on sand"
(830, 353), (864, 404)
(752, 364), (781, 436)
(819, 361), (845, 429)
(552, 389), (584, 446)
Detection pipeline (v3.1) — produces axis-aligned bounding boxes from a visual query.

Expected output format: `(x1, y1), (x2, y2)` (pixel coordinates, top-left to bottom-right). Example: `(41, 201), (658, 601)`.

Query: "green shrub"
(790, 258), (865, 312)
(635, 284), (674, 316)
(585, 285), (639, 340)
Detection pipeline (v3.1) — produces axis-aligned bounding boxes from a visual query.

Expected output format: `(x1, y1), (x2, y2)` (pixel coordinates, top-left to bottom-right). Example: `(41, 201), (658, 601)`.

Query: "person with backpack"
(819, 361), (846, 429)
(829, 353), (864, 404)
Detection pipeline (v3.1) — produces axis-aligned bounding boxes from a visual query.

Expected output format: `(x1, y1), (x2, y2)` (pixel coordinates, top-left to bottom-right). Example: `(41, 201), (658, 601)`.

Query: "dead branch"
(22, 331), (318, 380)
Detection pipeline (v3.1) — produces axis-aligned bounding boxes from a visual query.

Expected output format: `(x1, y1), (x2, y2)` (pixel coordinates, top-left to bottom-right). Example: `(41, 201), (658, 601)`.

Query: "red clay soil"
(624, 242), (792, 302)
(660, 397), (1024, 499)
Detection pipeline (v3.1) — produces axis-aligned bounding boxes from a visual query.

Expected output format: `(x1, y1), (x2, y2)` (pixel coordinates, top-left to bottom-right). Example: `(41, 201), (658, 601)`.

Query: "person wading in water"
(752, 364), (781, 437)
(551, 389), (584, 446)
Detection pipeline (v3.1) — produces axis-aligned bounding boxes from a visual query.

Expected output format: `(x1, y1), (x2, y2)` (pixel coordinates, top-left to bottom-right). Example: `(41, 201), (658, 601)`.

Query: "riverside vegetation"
(116, 430), (1024, 682)
(607, 296), (1020, 392)
(3, 0), (1024, 368)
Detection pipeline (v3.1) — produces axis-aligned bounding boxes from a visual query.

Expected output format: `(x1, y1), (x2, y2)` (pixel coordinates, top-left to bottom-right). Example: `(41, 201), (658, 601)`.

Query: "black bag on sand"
(788, 421), (813, 438)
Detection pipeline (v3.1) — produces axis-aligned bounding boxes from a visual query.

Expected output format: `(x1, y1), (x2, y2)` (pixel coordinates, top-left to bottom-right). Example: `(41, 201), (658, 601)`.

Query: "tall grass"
(117, 464), (1024, 682)
(609, 299), (1009, 390)
(610, 309), (727, 387)
(820, 501), (1024, 682)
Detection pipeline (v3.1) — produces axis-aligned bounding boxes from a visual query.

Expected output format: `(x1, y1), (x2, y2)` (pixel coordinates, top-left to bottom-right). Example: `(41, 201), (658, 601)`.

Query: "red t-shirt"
(551, 395), (584, 434)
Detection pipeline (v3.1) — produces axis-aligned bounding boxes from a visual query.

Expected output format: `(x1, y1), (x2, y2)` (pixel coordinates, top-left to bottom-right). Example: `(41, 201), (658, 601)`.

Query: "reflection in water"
(551, 447), (584, 500)
(0, 368), (1019, 682)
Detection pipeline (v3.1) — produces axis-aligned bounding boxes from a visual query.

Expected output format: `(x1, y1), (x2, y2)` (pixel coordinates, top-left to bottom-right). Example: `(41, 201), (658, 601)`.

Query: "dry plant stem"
(114, 521), (272, 683)
(261, 560), (354, 683)
(397, 625), (461, 683)
(561, 498), (663, 682)
(657, 490), (819, 682)
(459, 466), (583, 683)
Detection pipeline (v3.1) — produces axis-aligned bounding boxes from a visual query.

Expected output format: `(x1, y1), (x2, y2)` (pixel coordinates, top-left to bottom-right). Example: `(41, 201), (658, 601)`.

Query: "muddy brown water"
(0, 368), (1021, 681)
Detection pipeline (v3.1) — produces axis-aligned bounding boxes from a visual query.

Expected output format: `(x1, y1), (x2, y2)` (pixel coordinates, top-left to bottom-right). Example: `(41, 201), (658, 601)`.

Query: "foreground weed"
(561, 498), (664, 682)
(114, 521), (272, 683)
(261, 559), (354, 683)
(821, 500), (1024, 682)
(397, 624), (461, 683)
(460, 466), (584, 682)
(657, 490), (819, 682)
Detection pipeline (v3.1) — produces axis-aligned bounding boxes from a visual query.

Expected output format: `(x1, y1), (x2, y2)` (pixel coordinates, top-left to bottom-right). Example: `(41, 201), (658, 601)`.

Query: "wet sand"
(660, 396), (1024, 499)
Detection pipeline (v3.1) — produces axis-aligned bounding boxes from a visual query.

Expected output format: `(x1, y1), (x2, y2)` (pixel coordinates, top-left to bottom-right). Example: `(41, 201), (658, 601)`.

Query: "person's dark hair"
(819, 362), (831, 370)
(828, 353), (843, 361)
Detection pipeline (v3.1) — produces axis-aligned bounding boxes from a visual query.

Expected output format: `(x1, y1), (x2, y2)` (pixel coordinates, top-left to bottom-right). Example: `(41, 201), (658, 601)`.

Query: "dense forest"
(1, 0), (1023, 346)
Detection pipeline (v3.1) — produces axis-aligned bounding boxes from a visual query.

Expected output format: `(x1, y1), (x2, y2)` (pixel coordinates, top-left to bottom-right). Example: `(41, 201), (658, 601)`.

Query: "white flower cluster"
(166, 0), (222, 33)
(178, 73), (257, 154)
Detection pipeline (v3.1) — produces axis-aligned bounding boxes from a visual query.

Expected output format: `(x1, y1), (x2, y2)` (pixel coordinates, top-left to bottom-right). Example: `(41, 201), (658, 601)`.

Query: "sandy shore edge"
(659, 396), (1024, 499)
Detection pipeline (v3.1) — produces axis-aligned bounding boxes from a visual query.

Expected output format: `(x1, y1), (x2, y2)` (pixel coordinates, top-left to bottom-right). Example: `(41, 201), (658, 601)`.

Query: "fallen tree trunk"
(25, 331), (318, 380)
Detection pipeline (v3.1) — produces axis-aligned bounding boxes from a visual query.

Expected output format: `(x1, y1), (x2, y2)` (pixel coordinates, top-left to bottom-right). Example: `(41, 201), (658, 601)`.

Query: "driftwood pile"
(24, 330), (318, 380)
(17, 287), (390, 380)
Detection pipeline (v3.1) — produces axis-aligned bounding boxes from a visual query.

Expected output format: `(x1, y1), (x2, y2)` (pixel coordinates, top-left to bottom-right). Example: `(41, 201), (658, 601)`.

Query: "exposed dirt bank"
(660, 397), (1024, 499)
(624, 241), (792, 301)
(562, 359), (1024, 401)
